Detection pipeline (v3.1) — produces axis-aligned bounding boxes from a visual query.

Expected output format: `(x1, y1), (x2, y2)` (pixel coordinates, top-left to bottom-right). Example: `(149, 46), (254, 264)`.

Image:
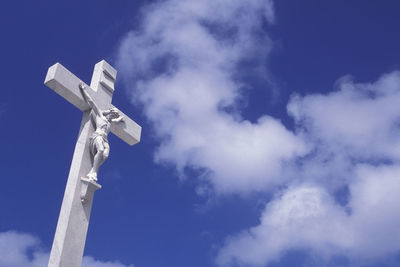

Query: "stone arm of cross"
(45, 62), (141, 145)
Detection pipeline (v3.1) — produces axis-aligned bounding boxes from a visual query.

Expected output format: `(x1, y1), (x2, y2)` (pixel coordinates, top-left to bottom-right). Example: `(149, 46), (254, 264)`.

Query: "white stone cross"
(44, 60), (141, 267)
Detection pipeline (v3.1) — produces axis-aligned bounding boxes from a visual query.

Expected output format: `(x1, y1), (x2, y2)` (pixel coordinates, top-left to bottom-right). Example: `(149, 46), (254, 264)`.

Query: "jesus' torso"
(90, 111), (111, 138)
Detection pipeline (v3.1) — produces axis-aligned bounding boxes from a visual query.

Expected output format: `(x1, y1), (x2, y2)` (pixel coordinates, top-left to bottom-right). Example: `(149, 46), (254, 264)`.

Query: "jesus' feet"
(86, 172), (98, 182)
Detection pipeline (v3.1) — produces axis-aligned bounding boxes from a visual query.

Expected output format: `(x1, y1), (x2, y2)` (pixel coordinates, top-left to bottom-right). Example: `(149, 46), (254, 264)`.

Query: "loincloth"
(89, 132), (108, 156)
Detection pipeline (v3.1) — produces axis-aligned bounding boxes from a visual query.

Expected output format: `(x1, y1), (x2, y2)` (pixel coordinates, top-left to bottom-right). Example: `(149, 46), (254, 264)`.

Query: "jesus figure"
(79, 84), (124, 181)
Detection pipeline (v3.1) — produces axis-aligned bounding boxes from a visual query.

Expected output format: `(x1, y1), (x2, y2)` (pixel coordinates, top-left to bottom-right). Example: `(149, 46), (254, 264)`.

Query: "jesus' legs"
(87, 138), (109, 181)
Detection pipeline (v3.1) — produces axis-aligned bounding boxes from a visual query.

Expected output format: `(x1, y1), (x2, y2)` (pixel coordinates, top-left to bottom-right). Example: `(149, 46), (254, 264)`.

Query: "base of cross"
(80, 177), (102, 203)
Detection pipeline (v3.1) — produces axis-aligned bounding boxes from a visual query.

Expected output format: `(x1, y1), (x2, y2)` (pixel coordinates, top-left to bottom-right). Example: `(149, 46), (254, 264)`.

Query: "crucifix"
(44, 60), (141, 267)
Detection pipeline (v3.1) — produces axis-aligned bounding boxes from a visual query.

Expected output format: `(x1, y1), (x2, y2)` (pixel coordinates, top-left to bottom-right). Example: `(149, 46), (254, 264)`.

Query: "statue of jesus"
(79, 83), (124, 181)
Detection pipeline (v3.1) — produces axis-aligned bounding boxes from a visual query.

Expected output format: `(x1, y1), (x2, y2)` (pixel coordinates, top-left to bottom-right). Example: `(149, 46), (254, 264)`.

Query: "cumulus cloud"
(116, 0), (400, 265)
(288, 71), (400, 161)
(117, 0), (307, 194)
(217, 185), (350, 266)
(0, 231), (48, 267)
(283, 71), (400, 190)
(217, 72), (400, 266)
(0, 231), (133, 267)
(217, 164), (400, 266)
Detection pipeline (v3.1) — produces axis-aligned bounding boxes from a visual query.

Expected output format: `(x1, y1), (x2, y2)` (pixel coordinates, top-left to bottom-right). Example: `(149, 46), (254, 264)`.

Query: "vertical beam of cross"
(47, 110), (94, 267)
(45, 60), (141, 267)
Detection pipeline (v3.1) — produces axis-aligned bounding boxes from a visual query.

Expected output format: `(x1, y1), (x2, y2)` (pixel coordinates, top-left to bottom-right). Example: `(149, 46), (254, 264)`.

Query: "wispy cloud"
(82, 256), (134, 267)
(0, 231), (134, 267)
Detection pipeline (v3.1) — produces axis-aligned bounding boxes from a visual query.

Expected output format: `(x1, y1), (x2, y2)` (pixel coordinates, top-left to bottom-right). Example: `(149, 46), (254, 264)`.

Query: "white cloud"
(288, 72), (400, 161)
(0, 231), (133, 267)
(217, 72), (400, 266)
(0, 231), (48, 267)
(217, 185), (350, 266)
(348, 164), (400, 259)
(117, 0), (307, 195)
(116, 0), (400, 265)
(218, 164), (400, 266)
(82, 256), (134, 267)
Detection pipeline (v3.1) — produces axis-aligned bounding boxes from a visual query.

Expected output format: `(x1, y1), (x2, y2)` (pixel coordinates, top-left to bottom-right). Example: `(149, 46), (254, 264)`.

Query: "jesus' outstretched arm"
(111, 115), (124, 123)
(79, 84), (101, 116)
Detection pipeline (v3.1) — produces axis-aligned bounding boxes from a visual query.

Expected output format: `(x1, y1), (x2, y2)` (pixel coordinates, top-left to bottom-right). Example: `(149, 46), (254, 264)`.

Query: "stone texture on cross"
(44, 60), (141, 267)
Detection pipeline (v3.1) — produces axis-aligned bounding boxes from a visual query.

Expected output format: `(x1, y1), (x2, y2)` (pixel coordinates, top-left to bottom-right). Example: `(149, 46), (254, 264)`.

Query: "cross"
(44, 60), (141, 267)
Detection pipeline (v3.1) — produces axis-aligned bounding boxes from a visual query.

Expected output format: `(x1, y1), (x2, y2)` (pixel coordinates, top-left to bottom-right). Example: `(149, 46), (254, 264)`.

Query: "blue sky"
(1, 0), (400, 266)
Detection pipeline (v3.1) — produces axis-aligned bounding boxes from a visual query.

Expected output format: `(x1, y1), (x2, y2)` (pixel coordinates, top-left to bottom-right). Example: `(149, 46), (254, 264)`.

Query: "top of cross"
(44, 60), (141, 145)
